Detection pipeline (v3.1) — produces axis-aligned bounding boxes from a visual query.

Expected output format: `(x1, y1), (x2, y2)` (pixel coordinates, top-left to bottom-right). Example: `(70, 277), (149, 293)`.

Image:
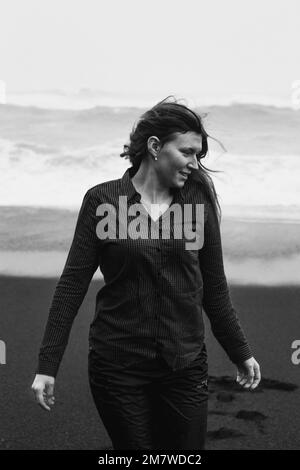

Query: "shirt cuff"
(35, 360), (60, 378)
(227, 343), (253, 365)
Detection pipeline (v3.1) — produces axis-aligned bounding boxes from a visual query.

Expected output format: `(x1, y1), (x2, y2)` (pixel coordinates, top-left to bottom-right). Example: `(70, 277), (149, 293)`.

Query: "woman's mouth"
(179, 171), (191, 179)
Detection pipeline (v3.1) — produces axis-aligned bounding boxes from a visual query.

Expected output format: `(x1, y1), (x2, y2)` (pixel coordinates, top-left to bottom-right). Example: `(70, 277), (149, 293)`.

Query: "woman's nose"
(187, 155), (199, 170)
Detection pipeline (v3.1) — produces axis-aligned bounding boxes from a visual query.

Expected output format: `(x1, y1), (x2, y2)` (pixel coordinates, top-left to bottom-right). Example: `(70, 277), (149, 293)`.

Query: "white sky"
(0, 0), (299, 99)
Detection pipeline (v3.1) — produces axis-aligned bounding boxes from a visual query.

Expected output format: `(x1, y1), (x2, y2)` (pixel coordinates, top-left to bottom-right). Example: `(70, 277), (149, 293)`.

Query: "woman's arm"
(35, 189), (100, 378)
(198, 195), (253, 365)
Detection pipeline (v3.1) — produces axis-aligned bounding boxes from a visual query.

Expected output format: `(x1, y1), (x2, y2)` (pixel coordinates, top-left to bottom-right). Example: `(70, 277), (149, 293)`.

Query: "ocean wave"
(1, 102), (300, 157)
(0, 137), (125, 171)
(6, 89), (300, 110)
(0, 134), (299, 214)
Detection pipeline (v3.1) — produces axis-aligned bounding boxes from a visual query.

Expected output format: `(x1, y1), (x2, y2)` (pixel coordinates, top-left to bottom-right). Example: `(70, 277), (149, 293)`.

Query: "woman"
(31, 97), (261, 450)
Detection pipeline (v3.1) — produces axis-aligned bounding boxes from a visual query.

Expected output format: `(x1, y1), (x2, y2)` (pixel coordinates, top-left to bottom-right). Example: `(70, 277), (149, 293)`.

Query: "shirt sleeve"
(198, 195), (253, 365)
(36, 189), (100, 378)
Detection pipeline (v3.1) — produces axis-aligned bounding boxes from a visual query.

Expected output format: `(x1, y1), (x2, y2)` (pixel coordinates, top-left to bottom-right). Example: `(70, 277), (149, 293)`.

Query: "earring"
(154, 156), (158, 161)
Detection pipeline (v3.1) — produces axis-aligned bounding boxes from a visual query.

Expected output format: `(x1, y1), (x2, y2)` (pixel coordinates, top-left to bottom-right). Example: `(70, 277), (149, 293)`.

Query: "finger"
(35, 389), (51, 411)
(238, 366), (254, 388)
(250, 364), (261, 390)
(249, 378), (260, 390)
(44, 389), (56, 405)
(243, 375), (255, 388)
(255, 363), (261, 382)
(237, 377), (247, 386)
(237, 378), (247, 386)
(238, 375), (248, 386)
(46, 382), (55, 396)
(46, 395), (55, 406)
(236, 370), (245, 382)
(243, 366), (255, 387)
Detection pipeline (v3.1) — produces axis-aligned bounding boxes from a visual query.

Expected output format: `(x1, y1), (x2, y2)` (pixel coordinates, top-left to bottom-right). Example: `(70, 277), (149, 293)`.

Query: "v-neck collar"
(140, 196), (173, 222)
(120, 166), (185, 224)
(120, 166), (185, 203)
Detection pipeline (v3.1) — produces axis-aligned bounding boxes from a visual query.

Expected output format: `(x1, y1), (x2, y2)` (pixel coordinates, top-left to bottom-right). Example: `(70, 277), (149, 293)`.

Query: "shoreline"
(1, 251), (300, 285)
(1, 204), (300, 283)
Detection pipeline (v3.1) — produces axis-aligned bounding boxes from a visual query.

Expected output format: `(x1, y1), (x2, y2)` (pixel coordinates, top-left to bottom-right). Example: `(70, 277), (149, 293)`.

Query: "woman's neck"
(131, 162), (172, 204)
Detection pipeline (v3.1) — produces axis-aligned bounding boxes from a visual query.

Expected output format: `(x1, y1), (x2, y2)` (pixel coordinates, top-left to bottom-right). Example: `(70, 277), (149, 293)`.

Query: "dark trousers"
(88, 346), (209, 450)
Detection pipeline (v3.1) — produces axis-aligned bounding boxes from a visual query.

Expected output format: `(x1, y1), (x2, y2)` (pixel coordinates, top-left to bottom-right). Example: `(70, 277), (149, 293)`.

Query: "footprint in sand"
(207, 427), (245, 440)
(235, 409), (268, 434)
(216, 391), (236, 402)
(207, 375), (298, 439)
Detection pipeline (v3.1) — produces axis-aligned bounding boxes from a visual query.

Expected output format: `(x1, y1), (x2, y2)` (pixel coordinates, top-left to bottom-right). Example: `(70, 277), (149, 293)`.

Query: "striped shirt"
(36, 166), (252, 378)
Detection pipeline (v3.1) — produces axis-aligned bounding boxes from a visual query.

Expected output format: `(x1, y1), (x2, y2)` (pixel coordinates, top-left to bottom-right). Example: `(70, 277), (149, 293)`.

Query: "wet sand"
(0, 276), (299, 450)
(1, 205), (300, 285)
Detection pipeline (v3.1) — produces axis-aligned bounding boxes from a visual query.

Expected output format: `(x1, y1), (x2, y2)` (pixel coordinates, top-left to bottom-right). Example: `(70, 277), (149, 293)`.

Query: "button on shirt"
(36, 166), (252, 378)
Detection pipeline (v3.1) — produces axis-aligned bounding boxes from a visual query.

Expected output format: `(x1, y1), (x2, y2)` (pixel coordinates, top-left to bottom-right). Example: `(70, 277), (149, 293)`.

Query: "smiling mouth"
(179, 171), (191, 178)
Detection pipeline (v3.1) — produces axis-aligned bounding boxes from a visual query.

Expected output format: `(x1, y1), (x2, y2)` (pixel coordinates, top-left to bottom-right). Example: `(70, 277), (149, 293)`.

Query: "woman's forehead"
(171, 131), (202, 147)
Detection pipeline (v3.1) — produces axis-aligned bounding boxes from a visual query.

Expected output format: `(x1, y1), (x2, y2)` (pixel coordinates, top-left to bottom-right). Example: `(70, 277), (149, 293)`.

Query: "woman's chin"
(169, 174), (188, 189)
(176, 177), (187, 187)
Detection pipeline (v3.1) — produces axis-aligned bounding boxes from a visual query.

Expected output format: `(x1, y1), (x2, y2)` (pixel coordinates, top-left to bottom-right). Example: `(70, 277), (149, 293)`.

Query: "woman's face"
(155, 131), (202, 188)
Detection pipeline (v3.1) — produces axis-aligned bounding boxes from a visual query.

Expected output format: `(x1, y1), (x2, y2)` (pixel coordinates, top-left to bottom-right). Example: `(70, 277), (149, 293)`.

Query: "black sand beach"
(0, 276), (299, 450)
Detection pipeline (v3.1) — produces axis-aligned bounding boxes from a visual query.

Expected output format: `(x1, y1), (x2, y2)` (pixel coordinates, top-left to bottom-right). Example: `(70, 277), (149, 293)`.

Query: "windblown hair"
(120, 96), (225, 223)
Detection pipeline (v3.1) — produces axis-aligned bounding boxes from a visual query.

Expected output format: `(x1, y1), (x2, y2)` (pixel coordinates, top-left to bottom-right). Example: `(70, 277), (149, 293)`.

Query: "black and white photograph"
(0, 0), (300, 456)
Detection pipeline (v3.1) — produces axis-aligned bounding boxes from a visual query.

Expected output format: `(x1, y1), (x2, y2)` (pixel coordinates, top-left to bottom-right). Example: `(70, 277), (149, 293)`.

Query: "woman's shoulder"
(85, 176), (123, 202)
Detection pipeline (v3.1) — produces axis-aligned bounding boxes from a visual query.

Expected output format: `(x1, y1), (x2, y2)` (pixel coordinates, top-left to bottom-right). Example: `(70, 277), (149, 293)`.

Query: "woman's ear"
(147, 136), (161, 157)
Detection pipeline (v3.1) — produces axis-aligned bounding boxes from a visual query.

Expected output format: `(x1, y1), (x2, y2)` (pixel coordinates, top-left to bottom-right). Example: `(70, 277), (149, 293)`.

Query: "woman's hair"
(120, 96), (225, 223)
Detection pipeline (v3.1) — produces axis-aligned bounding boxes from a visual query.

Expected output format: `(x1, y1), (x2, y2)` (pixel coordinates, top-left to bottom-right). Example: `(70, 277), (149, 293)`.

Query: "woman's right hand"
(31, 374), (56, 411)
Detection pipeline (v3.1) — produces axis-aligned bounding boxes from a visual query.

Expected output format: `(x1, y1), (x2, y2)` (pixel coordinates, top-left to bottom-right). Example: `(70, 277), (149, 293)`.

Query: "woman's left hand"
(236, 357), (261, 390)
